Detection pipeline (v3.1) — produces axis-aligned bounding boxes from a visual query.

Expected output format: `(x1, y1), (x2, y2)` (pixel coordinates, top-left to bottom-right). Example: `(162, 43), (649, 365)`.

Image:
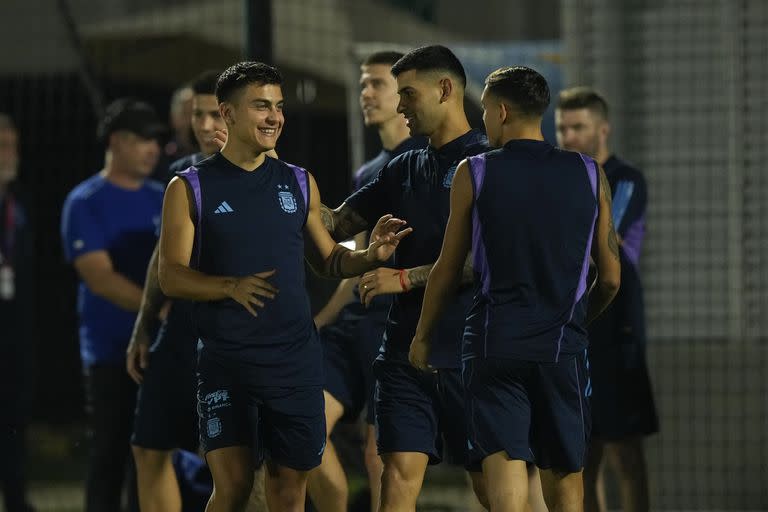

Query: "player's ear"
(601, 120), (611, 139)
(220, 102), (235, 125)
(439, 77), (453, 103)
(499, 102), (509, 125)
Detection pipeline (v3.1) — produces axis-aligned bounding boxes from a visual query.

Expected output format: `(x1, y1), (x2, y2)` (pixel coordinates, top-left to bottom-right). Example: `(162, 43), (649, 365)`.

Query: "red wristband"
(399, 269), (410, 292)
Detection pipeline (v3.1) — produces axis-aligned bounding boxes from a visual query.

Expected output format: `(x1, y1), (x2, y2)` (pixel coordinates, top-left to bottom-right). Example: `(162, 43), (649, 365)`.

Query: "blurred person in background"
(0, 113), (36, 512)
(165, 84), (196, 161)
(61, 99), (166, 512)
(556, 87), (658, 512)
(306, 50), (426, 512)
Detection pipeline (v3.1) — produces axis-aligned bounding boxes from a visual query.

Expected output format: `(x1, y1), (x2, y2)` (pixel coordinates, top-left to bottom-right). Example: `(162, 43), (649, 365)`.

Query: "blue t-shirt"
(463, 141), (598, 363)
(345, 129), (488, 368)
(180, 153), (320, 386)
(61, 174), (164, 366)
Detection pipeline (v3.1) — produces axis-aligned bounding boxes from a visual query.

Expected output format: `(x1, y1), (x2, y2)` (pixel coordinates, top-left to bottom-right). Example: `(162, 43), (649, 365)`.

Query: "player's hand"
(359, 267), (407, 307)
(409, 336), (435, 373)
(126, 327), (151, 384)
(226, 269), (279, 317)
(366, 214), (412, 263)
(213, 129), (228, 150)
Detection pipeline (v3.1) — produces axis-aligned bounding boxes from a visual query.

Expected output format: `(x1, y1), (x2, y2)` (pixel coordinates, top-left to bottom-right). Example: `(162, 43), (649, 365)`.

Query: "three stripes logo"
(214, 201), (234, 214)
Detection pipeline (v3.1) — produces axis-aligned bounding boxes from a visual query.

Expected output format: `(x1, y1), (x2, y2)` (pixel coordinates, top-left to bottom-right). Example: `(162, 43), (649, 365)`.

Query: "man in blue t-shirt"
(61, 98), (165, 512)
(307, 50), (426, 512)
(556, 87), (658, 512)
(410, 67), (620, 512)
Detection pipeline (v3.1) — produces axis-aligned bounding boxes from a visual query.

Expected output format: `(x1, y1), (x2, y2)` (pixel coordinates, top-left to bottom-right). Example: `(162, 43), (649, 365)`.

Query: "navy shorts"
(587, 342), (659, 441)
(464, 352), (591, 473)
(197, 348), (326, 471)
(373, 359), (467, 466)
(132, 305), (199, 451)
(322, 309), (386, 425)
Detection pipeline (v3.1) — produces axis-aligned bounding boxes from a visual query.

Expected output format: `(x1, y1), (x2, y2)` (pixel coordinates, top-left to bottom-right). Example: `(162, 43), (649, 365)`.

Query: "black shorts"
(464, 352), (591, 473)
(132, 309), (199, 451)
(197, 347), (326, 471)
(587, 342), (659, 441)
(321, 309), (386, 425)
(373, 359), (467, 466)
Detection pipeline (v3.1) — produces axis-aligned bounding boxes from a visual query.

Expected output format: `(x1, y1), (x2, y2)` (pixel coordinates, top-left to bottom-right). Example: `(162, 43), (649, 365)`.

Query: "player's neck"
(378, 116), (411, 151)
(596, 146), (611, 166)
(220, 139), (267, 172)
(102, 156), (144, 191)
(499, 123), (544, 146)
(428, 109), (471, 149)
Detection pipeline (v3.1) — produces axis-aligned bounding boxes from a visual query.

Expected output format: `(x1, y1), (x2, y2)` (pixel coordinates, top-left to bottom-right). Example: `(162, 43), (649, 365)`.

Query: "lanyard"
(1, 194), (15, 265)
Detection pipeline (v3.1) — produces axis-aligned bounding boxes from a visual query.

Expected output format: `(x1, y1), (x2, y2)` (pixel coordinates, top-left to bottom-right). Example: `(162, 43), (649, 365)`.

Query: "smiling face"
(359, 63), (401, 128)
(395, 69), (447, 137)
(221, 83), (284, 153)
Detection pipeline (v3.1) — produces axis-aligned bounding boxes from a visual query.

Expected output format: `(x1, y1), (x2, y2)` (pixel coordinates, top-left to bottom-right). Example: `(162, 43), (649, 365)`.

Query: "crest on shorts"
(443, 165), (458, 188)
(207, 417), (222, 438)
(277, 184), (297, 213)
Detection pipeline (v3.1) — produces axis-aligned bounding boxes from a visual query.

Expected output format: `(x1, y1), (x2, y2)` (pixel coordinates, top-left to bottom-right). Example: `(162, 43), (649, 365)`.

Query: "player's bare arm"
(358, 252), (473, 307)
(158, 177), (277, 317)
(319, 202), (371, 242)
(409, 161), (474, 371)
(304, 172), (412, 278)
(586, 164), (621, 324)
(126, 244), (166, 383)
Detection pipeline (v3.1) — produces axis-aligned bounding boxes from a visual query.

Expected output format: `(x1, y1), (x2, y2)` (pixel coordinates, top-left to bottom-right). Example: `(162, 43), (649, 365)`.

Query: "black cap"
(98, 98), (167, 142)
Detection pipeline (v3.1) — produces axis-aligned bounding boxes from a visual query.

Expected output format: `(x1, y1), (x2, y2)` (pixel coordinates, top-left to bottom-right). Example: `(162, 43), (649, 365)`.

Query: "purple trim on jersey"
(178, 166), (202, 266)
(285, 163), (309, 210)
(556, 154), (598, 361)
(575, 154), (598, 303)
(467, 154), (490, 297)
(621, 215), (645, 268)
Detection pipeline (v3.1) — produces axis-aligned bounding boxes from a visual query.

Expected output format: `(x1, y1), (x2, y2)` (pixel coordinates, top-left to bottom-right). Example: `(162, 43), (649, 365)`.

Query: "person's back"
(464, 141), (597, 363)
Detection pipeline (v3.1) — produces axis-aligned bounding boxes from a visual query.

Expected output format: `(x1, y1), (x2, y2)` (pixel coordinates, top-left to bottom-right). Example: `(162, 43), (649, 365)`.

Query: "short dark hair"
(191, 70), (222, 96)
(556, 87), (609, 119)
(215, 62), (283, 103)
(391, 45), (466, 88)
(362, 51), (405, 68)
(484, 67), (550, 118)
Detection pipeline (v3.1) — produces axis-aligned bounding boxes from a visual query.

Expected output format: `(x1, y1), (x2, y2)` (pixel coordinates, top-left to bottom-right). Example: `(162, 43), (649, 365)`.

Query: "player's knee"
(381, 463), (418, 497)
(610, 440), (646, 477)
(269, 476), (307, 511)
(214, 472), (253, 509)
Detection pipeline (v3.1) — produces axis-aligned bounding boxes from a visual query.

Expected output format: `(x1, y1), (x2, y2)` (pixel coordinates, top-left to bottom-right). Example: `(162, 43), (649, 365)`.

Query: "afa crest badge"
(277, 185), (297, 213)
(207, 417), (222, 438)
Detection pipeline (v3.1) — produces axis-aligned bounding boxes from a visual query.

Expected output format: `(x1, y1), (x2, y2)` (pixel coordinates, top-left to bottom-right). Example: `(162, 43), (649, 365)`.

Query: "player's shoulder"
(169, 152), (203, 176)
(462, 130), (490, 157)
(605, 155), (644, 181)
(65, 173), (108, 204)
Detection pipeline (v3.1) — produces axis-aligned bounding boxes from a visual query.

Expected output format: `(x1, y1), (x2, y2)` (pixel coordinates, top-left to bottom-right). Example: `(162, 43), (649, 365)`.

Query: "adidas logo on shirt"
(214, 201), (234, 214)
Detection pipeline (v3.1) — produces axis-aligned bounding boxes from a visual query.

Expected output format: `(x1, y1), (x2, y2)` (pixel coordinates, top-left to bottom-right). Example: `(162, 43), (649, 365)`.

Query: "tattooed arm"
(305, 173), (412, 278)
(319, 203), (371, 242)
(586, 164), (621, 325)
